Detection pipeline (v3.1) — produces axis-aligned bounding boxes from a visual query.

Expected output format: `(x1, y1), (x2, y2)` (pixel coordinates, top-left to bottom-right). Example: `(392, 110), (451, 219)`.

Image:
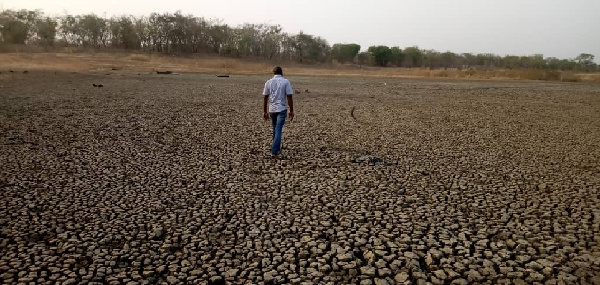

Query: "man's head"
(272, 66), (283, 75)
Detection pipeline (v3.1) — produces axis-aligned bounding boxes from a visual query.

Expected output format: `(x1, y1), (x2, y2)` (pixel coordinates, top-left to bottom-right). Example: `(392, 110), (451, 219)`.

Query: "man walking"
(263, 66), (294, 158)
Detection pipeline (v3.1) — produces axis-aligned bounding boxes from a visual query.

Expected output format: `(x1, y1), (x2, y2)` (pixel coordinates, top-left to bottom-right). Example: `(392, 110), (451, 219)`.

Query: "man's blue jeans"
(269, 110), (287, 155)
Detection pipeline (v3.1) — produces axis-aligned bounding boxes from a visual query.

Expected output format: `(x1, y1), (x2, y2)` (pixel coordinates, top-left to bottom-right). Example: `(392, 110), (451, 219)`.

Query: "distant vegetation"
(0, 9), (597, 73)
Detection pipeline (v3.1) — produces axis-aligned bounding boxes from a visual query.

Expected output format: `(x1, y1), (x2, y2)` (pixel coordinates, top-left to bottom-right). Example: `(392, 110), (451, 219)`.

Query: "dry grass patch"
(129, 54), (151, 62)
(575, 73), (600, 83)
(1, 52), (598, 83)
(0, 52), (273, 74)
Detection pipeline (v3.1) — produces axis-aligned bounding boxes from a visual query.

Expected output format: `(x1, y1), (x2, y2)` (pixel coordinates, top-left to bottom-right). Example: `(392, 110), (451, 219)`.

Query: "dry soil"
(1, 70), (599, 284)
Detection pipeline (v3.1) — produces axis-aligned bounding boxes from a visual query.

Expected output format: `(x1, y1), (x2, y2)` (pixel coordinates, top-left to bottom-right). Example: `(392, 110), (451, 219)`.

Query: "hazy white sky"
(2, 0), (599, 61)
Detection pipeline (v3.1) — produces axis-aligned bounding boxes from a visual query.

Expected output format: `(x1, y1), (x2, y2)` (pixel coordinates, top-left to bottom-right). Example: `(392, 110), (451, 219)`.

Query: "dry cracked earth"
(1, 71), (600, 285)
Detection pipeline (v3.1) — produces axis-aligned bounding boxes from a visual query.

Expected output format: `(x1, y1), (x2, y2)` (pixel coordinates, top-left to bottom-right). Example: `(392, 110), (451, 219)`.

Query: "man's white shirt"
(263, 75), (293, 113)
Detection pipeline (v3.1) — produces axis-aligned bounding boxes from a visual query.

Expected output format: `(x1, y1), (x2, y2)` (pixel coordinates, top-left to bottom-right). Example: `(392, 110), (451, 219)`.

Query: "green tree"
(545, 57), (561, 70)
(287, 32), (330, 63)
(206, 22), (229, 54)
(357, 52), (370, 67)
(109, 16), (140, 50)
(575, 53), (595, 72)
(518, 56), (532, 68)
(402, 46), (423, 68)
(79, 14), (109, 47)
(331, 43), (361, 63)
(390, 46), (404, 66)
(58, 15), (78, 45)
(475, 53), (500, 69)
(423, 50), (441, 69)
(134, 16), (152, 51)
(367, 45), (392, 66)
(259, 24), (284, 59)
(558, 59), (577, 71)
(440, 51), (458, 69)
(169, 12), (193, 53)
(503, 55), (520, 70)
(0, 20), (29, 44)
(33, 17), (57, 46)
(462, 53), (476, 68)
(0, 9), (40, 44)
(529, 54), (546, 69)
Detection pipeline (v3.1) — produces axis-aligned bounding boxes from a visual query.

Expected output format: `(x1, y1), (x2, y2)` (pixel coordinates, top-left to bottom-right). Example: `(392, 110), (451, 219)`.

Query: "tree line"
(0, 9), (329, 63)
(0, 9), (597, 72)
(362, 46), (597, 72)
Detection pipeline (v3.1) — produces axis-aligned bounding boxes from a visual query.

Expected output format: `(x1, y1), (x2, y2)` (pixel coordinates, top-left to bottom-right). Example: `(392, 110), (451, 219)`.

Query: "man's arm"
(287, 95), (294, 121)
(263, 95), (269, 121)
(285, 80), (294, 121)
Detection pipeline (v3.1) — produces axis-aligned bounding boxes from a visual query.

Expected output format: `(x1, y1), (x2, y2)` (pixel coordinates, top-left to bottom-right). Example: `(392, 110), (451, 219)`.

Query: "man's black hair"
(273, 66), (283, 75)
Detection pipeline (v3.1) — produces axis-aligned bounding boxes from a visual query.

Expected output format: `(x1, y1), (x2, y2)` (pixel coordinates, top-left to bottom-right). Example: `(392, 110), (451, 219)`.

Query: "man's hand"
(287, 95), (294, 121)
(263, 96), (269, 121)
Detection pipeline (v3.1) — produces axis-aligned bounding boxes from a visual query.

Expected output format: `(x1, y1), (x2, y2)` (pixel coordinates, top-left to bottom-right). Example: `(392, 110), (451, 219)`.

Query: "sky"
(2, 0), (599, 61)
